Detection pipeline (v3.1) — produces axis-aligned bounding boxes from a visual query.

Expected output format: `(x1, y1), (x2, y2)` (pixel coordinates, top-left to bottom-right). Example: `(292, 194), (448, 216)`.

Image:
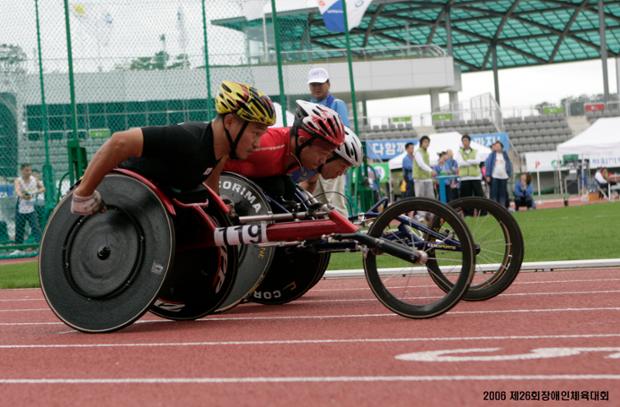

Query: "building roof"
(213, 0), (620, 72)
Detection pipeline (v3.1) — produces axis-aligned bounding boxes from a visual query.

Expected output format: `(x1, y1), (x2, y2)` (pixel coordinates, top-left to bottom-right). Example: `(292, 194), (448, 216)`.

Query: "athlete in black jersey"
(71, 81), (276, 215)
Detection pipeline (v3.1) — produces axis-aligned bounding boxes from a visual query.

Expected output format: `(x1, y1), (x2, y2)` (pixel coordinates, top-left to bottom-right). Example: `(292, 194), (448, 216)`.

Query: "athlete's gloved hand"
(71, 190), (104, 215)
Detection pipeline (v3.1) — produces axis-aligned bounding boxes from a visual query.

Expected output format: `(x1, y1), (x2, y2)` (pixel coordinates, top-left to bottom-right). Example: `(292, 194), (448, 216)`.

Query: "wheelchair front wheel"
(435, 197), (524, 301)
(363, 198), (475, 319)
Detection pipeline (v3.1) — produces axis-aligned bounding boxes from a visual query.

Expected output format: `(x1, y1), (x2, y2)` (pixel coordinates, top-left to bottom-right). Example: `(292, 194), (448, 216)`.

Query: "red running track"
(1, 268), (619, 406)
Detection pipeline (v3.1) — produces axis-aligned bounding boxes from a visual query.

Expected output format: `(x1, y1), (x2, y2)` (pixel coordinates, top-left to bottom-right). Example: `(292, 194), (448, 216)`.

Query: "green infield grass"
(1, 201), (619, 288)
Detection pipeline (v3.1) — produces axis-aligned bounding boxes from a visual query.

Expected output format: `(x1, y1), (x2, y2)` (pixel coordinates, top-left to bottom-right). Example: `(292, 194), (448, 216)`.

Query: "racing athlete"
(70, 81), (276, 215)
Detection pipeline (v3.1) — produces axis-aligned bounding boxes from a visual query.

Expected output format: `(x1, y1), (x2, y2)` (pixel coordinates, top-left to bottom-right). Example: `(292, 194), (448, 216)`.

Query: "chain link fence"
(0, 0), (427, 258)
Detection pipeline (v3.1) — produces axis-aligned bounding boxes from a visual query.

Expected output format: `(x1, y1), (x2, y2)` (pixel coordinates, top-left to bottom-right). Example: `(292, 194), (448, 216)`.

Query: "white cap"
(307, 67), (329, 84)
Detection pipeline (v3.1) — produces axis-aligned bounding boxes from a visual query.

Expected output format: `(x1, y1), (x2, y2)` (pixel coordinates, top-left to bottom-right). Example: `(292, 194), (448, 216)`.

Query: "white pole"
(556, 156), (564, 199)
(536, 168), (541, 199)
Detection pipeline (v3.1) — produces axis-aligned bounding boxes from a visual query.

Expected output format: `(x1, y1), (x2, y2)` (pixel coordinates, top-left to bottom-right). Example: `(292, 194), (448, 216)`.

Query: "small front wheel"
(363, 198), (475, 319)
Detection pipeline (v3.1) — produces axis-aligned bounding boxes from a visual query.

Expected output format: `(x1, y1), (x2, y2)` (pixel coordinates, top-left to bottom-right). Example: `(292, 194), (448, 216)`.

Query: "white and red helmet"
(334, 127), (363, 167)
(293, 100), (345, 148)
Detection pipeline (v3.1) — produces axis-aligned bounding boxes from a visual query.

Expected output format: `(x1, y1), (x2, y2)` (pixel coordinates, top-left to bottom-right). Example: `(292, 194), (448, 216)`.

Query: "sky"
(2, 0), (618, 122)
(367, 58), (620, 122)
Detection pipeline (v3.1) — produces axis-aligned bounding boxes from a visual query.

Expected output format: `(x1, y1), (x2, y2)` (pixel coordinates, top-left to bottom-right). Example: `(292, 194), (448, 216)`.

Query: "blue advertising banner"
(470, 132), (511, 152)
(366, 139), (416, 160)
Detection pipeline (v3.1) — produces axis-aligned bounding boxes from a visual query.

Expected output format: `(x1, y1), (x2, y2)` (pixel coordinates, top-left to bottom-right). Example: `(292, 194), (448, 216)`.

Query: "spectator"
(485, 141), (513, 207)
(455, 134), (483, 198)
(401, 142), (415, 198)
(443, 149), (460, 201)
(480, 162), (489, 198)
(13, 163), (44, 244)
(307, 67), (350, 214)
(514, 173), (535, 211)
(595, 167), (616, 196)
(413, 135), (437, 198)
(31, 169), (47, 227)
(433, 151), (448, 200)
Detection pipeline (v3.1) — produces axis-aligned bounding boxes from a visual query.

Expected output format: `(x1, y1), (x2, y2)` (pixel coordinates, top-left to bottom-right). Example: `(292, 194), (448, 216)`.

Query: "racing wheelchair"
(40, 170), (521, 332)
(219, 172), (523, 309)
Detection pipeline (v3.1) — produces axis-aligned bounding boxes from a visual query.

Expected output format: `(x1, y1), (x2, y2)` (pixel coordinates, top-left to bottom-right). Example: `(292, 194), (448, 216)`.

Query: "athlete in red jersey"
(224, 100), (345, 202)
(225, 100), (345, 179)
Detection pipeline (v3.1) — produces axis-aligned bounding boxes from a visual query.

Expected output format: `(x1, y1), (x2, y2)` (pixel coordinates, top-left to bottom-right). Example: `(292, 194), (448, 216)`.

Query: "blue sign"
(366, 139), (417, 160)
(470, 132), (511, 152)
(0, 184), (14, 198)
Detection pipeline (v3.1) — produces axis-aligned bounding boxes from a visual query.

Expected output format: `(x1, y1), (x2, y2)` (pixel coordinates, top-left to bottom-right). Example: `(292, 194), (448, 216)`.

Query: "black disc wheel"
(250, 184), (330, 305)
(149, 198), (238, 320)
(39, 174), (174, 333)
(214, 172), (275, 312)
(363, 198), (475, 319)
(251, 247), (330, 305)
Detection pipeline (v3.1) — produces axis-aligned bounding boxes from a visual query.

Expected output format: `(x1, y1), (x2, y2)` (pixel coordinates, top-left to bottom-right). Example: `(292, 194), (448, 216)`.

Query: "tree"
(115, 51), (190, 71)
(0, 43), (27, 75)
(534, 101), (552, 115)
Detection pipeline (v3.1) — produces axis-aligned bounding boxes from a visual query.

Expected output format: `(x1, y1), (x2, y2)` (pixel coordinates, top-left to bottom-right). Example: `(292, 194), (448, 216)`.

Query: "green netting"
(0, 0), (254, 257)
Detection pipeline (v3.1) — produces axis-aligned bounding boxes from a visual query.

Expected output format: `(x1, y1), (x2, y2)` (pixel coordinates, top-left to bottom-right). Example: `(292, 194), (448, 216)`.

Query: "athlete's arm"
(205, 158), (227, 193)
(299, 173), (319, 193)
(74, 128), (143, 197)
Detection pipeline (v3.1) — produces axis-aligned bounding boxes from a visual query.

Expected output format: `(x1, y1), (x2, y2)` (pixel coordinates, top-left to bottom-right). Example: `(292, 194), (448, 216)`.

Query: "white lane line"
(1, 306), (619, 327)
(4, 289), (618, 311)
(2, 333), (620, 350)
(313, 278), (620, 292)
(0, 299), (44, 302)
(296, 289), (620, 303)
(0, 374), (619, 384)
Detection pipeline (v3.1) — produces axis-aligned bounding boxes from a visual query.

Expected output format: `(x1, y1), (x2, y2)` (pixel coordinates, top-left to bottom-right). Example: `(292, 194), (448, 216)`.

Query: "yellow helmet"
(215, 81), (276, 126)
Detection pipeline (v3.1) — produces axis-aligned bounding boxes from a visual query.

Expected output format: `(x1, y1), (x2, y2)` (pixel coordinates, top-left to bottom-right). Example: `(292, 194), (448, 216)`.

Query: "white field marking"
(1, 375), (620, 385)
(0, 298), (44, 302)
(395, 347), (620, 362)
(295, 289), (620, 304)
(2, 333), (620, 350)
(312, 277), (620, 292)
(2, 307), (620, 328)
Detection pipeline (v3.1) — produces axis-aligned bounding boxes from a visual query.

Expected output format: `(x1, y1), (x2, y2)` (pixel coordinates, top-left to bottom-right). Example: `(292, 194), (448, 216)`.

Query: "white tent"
(388, 132), (491, 170)
(270, 102), (295, 128)
(557, 118), (620, 167)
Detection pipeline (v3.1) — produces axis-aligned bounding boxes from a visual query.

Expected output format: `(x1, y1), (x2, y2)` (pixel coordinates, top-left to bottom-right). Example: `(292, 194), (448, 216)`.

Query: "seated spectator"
(514, 173), (535, 211)
(594, 167), (616, 196)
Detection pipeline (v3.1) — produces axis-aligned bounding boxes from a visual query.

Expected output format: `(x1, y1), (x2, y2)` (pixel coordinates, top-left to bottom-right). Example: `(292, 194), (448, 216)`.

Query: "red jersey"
(224, 127), (299, 178)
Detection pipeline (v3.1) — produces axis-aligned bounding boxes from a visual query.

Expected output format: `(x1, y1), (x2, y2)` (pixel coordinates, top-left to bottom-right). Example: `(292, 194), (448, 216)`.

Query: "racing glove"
(71, 190), (104, 215)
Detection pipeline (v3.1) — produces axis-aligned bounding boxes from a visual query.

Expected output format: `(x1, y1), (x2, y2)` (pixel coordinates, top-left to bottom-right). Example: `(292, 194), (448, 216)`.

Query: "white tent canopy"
(388, 132), (491, 170)
(556, 118), (620, 167)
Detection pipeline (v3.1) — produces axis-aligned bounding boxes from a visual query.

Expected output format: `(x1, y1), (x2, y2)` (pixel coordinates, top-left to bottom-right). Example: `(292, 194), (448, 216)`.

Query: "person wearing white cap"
(307, 67), (350, 127)
(307, 67), (351, 215)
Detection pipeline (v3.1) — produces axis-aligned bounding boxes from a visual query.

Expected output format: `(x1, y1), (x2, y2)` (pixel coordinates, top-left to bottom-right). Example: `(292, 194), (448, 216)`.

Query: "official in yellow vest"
(413, 135), (437, 198)
(455, 134), (484, 198)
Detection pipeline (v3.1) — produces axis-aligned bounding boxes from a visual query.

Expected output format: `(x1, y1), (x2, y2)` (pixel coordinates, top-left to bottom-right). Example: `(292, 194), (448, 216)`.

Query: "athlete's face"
(226, 116), (268, 159)
(320, 158), (350, 179)
(300, 142), (334, 170)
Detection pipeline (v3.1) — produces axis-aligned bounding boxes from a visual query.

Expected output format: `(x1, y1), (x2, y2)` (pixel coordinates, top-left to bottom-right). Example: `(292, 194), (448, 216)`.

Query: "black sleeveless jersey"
(120, 122), (218, 191)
